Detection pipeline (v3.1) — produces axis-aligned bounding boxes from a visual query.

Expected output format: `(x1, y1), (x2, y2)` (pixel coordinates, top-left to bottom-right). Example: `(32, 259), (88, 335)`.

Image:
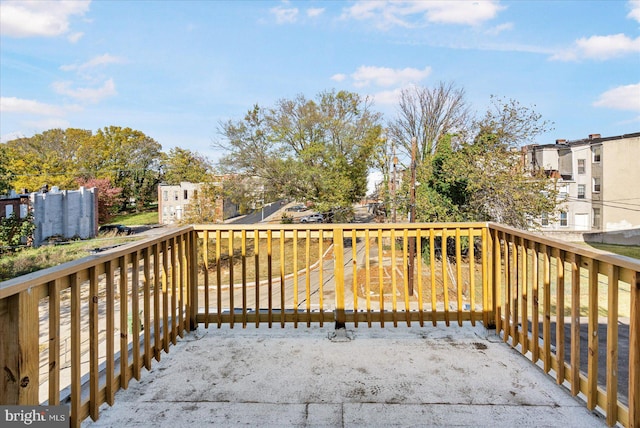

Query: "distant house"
(523, 132), (640, 244)
(157, 181), (239, 225)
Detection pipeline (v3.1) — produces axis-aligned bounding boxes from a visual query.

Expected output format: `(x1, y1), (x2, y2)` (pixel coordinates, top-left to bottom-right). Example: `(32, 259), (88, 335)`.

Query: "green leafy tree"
(0, 145), (14, 194)
(80, 126), (163, 210)
(3, 128), (92, 192)
(217, 90), (383, 213)
(413, 97), (557, 229)
(161, 147), (212, 185)
(0, 212), (35, 253)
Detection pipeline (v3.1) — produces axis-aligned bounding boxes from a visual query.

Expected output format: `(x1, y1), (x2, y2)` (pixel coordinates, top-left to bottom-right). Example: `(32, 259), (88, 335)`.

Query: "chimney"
(589, 133), (601, 140)
(555, 139), (566, 144)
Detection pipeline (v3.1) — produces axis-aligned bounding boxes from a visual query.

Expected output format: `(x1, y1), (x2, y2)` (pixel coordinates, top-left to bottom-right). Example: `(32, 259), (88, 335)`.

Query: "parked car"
(286, 204), (307, 212)
(299, 213), (323, 223)
(99, 224), (133, 235)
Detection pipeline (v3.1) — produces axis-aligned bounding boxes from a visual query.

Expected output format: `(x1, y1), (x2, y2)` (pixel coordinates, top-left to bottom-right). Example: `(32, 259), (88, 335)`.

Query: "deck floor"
(83, 322), (606, 427)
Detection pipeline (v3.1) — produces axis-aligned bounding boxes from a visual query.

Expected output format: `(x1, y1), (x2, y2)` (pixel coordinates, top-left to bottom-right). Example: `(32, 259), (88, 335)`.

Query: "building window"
(593, 177), (601, 193)
(577, 159), (585, 174)
(163, 191), (168, 201)
(184, 190), (188, 200)
(577, 184), (586, 199)
(558, 184), (569, 199)
(593, 208), (601, 229)
(174, 191), (179, 201)
(592, 146), (601, 163)
(541, 213), (549, 226)
(560, 211), (568, 227)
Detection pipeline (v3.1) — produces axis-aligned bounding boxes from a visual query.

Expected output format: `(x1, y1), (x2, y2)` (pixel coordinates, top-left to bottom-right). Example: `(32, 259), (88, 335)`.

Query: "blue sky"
(1, 0), (639, 164)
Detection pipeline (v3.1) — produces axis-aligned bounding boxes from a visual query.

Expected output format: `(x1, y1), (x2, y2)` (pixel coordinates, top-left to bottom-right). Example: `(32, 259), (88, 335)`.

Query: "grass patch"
(584, 243), (640, 260)
(110, 210), (158, 226)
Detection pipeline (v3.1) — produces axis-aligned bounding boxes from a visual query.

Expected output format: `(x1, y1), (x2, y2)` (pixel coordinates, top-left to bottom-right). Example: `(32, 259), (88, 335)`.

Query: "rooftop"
(83, 323), (606, 427)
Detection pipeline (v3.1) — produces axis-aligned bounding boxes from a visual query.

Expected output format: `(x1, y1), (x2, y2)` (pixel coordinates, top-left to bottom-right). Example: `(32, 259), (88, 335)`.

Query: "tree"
(76, 177), (123, 224)
(217, 90), (383, 213)
(387, 82), (470, 165)
(180, 181), (224, 224)
(80, 126), (163, 210)
(0, 212), (35, 254)
(0, 145), (13, 194)
(413, 97), (557, 229)
(161, 147), (212, 185)
(3, 128), (92, 192)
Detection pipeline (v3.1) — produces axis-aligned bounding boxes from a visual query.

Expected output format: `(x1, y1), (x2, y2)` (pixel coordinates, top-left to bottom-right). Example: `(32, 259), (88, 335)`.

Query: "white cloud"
(52, 78), (117, 103)
(551, 34), (640, 61)
(24, 118), (71, 131)
(593, 83), (640, 111)
(341, 0), (503, 29)
(0, 96), (67, 116)
(67, 32), (84, 43)
(0, 0), (90, 38)
(371, 88), (403, 106)
(307, 8), (325, 18)
(485, 22), (513, 36)
(351, 65), (431, 88)
(271, 6), (299, 24)
(60, 54), (125, 72)
(628, 0), (640, 22)
(331, 73), (347, 82)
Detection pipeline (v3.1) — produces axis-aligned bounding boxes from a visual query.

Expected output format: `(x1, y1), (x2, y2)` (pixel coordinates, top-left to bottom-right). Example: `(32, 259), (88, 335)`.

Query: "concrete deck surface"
(83, 323), (606, 427)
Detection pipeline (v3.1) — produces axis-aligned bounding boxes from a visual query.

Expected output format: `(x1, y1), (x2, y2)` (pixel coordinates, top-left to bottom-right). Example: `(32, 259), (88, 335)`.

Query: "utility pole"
(408, 137), (417, 296)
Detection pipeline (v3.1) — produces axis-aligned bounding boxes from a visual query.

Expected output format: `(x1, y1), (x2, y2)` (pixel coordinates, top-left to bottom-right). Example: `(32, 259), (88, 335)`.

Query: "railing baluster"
(293, 229), (299, 328)
(606, 262), (619, 426)
(456, 227), (462, 327)
(119, 256), (129, 390)
(162, 241), (170, 353)
(391, 228), (398, 327)
(255, 229), (261, 328)
(228, 230), (235, 328)
(520, 237), (528, 355)
(215, 231), (221, 329)
(443, 228), (450, 327)
(143, 248), (151, 370)
(554, 248), (565, 385)
(365, 228), (372, 327)
(131, 251), (141, 380)
(280, 229), (285, 328)
(318, 229), (324, 327)
(570, 253), (581, 397)
(503, 235), (510, 342)
(377, 228), (384, 327)
(89, 266), (99, 420)
(531, 242), (539, 362)
(153, 244), (161, 361)
(586, 258), (599, 411)
(468, 228), (475, 326)
(430, 229), (436, 326)
(305, 229), (311, 327)
(511, 235), (518, 346)
(402, 228), (410, 326)
(353, 228), (359, 327)
(105, 260), (114, 405)
(48, 279), (61, 405)
(493, 229), (502, 332)
(334, 227), (346, 328)
(203, 231), (209, 329)
(242, 229), (247, 328)
(543, 244), (551, 373)
(171, 237), (178, 342)
(417, 228), (424, 327)
(70, 273), (81, 427)
(267, 230), (273, 328)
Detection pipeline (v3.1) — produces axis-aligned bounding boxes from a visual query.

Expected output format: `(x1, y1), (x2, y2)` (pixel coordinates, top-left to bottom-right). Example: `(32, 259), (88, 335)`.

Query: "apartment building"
(524, 132), (640, 235)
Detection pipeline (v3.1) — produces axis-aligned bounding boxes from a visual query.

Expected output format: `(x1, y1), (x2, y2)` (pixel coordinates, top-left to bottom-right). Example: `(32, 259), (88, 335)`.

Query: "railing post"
(0, 288), (40, 404)
(333, 227), (346, 329)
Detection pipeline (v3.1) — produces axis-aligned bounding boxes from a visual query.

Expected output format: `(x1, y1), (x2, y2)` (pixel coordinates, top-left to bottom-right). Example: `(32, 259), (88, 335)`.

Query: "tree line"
(2, 83), (559, 232)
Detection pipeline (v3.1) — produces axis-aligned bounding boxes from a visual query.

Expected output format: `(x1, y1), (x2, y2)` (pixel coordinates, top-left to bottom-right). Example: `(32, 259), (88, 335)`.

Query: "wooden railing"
(0, 222), (638, 427)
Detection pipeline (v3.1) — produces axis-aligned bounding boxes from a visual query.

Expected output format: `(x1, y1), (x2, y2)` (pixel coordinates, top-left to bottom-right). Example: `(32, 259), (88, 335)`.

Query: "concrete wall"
(30, 187), (98, 246)
(602, 137), (640, 231)
(538, 228), (640, 245)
